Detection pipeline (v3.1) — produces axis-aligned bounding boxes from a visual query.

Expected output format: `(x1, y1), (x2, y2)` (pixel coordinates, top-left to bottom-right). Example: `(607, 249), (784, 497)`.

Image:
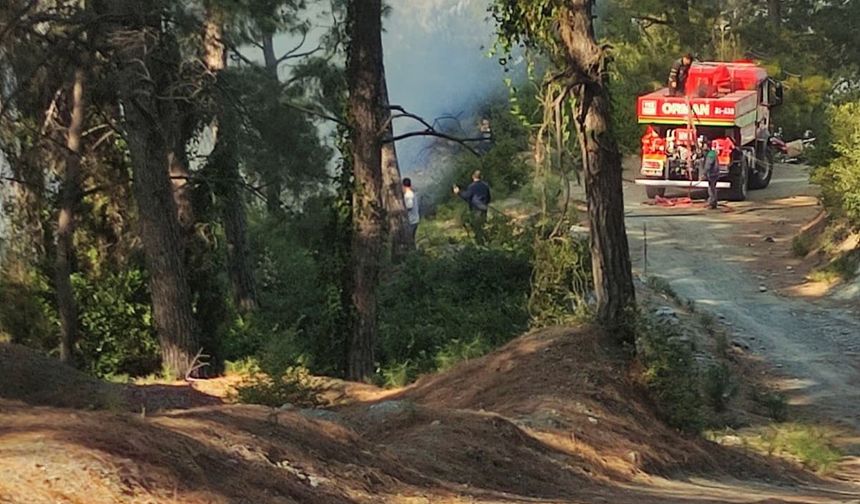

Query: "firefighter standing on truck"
(668, 53), (693, 96)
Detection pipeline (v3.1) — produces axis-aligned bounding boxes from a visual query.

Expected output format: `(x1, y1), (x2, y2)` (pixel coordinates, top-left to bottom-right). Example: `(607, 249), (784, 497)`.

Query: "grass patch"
(808, 251), (860, 283)
(724, 424), (844, 474)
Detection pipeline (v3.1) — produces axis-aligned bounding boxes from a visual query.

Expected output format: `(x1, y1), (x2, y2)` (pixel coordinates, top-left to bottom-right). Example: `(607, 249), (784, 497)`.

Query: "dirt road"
(623, 163), (860, 430)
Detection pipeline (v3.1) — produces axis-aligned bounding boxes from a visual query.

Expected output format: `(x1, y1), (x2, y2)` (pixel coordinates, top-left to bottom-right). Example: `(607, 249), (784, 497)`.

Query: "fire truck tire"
(646, 186), (666, 199)
(749, 151), (774, 190)
(726, 161), (749, 201)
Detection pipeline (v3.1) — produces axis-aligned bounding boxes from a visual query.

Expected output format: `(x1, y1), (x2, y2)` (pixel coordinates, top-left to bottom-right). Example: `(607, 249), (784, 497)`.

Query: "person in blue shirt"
(453, 170), (492, 244)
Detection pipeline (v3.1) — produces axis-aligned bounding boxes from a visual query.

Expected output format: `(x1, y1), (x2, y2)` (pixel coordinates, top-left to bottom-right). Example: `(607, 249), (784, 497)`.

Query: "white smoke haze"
(383, 0), (512, 177)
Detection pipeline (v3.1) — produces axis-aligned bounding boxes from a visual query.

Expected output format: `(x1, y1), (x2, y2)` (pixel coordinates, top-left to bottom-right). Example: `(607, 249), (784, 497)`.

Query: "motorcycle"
(769, 128), (816, 163)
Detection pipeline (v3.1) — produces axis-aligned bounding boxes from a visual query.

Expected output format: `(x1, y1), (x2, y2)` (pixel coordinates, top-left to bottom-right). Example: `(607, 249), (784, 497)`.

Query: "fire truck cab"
(635, 61), (783, 201)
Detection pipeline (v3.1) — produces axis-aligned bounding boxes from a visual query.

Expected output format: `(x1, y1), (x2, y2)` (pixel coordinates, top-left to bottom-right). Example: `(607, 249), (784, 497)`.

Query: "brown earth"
(3, 324), (858, 503)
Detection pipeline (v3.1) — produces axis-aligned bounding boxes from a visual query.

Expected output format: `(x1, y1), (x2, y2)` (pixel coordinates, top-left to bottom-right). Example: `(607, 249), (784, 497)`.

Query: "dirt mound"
(359, 326), (786, 482)
(0, 343), (123, 410)
(0, 343), (225, 413)
(1, 329), (852, 503)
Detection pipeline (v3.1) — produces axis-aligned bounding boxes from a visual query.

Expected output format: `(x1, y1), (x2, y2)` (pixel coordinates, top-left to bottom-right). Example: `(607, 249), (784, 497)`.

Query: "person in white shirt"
(402, 178), (420, 241)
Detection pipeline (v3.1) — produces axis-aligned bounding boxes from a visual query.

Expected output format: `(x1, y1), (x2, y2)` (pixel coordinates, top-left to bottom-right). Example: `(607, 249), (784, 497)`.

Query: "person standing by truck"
(704, 147), (720, 209)
(668, 53), (693, 97)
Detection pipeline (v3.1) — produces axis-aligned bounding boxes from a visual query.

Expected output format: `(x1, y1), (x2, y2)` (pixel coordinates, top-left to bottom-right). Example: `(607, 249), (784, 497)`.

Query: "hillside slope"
(1, 328), (855, 503)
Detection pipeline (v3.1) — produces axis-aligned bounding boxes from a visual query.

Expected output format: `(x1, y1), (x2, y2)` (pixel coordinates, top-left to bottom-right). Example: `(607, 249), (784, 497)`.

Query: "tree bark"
(346, 0), (385, 381)
(558, 1), (635, 340)
(56, 68), (85, 364)
(261, 32), (284, 215)
(111, 5), (200, 378)
(380, 66), (414, 258)
(205, 12), (259, 313)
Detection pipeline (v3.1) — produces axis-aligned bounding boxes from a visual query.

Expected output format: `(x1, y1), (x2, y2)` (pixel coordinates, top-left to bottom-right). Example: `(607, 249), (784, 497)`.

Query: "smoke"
(383, 0), (511, 175)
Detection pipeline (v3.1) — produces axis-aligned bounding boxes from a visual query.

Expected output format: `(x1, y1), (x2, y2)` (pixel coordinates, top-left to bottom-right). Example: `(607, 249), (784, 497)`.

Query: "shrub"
(528, 234), (592, 326)
(814, 101), (860, 229)
(751, 388), (789, 422)
(73, 269), (160, 378)
(236, 364), (323, 408)
(377, 246), (531, 380)
(704, 363), (738, 413)
(637, 318), (704, 432)
(434, 336), (492, 371)
(0, 271), (58, 353)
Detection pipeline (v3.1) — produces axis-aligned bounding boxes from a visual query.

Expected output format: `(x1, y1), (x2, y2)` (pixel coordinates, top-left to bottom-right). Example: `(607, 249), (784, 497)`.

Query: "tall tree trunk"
(346, 0), (385, 381)
(768, 0), (781, 27)
(380, 66), (414, 258)
(56, 68), (85, 364)
(260, 32), (284, 215)
(111, 7), (200, 378)
(559, 1), (635, 340)
(205, 12), (258, 313)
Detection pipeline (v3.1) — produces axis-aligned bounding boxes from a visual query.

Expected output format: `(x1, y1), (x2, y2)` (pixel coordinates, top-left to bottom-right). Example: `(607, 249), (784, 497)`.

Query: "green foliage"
(814, 101), (860, 229)
(528, 234), (592, 326)
(791, 234), (814, 258)
(751, 388), (789, 422)
(750, 424), (842, 474)
(808, 251), (860, 283)
(0, 271), (58, 352)
(235, 364), (323, 408)
(646, 275), (680, 302)
(637, 317), (704, 432)
(434, 336), (492, 372)
(377, 246), (531, 380)
(703, 363), (738, 413)
(73, 269), (160, 378)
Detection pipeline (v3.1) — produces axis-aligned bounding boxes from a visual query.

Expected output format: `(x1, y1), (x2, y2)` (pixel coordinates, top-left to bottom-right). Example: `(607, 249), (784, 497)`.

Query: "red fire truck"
(635, 61), (783, 201)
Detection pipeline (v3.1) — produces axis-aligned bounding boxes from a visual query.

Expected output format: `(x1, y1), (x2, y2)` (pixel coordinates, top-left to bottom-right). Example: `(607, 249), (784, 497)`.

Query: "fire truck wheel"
(749, 151), (774, 190)
(646, 186), (666, 199)
(726, 161), (749, 201)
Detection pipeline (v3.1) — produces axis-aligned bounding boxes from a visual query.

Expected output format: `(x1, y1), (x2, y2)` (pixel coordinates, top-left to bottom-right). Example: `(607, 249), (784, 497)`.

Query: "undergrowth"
(637, 316), (704, 432)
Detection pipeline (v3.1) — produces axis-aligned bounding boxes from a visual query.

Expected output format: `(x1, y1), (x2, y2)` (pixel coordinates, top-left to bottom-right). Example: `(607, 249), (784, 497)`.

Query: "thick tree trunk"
(559, 1), (635, 340)
(205, 14), (258, 313)
(380, 66), (414, 258)
(112, 8), (200, 379)
(56, 68), (85, 364)
(346, 0), (385, 381)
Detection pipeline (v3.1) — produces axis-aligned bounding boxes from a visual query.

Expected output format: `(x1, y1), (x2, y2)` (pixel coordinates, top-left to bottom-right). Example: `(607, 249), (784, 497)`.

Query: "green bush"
(377, 246), (531, 380)
(813, 101), (860, 229)
(73, 269), (160, 378)
(235, 364), (323, 408)
(704, 363), (738, 413)
(638, 318), (704, 432)
(0, 271), (58, 352)
(528, 234), (592, 326)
